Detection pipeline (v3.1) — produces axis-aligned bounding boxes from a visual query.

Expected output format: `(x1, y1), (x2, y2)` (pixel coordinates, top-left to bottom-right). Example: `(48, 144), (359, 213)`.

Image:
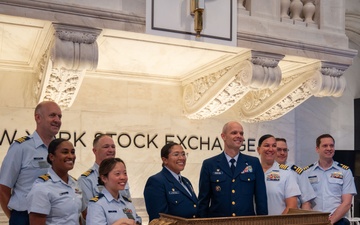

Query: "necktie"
(230, 158), (236, 174)
(178, 175), (182, 183)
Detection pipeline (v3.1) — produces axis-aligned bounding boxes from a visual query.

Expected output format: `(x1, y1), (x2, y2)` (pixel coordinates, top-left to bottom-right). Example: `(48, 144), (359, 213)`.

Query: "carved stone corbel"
(183, 51), (284, 119)
(36, 23), (102, 108)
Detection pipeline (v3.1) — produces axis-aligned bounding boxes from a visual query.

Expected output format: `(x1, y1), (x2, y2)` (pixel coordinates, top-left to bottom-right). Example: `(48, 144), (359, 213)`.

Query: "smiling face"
(94, 135), (116, 165)
(221, 122), (244, 152)
(162, 144), (186, 174)
(316, 137), (335, 161)
(49, 140), (75, 173)
(257, 136), (277, 165)
(275, 140), (288, 164)
(35, 101), (62, 138)
(101, 162), (128, 194)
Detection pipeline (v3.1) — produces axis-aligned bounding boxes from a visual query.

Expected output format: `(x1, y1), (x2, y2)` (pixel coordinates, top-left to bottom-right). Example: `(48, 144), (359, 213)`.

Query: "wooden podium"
(149, 209), (331, 225)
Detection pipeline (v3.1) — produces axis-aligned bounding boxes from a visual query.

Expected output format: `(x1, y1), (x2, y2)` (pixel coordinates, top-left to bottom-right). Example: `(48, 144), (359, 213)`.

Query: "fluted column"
(36, 23), (102, 108)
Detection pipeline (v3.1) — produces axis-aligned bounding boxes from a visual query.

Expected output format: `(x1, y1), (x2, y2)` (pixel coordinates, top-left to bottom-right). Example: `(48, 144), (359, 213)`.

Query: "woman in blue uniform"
(86, 158), (140, 225)
(27, 138), (84, 225)
(257, 134), (301, 215)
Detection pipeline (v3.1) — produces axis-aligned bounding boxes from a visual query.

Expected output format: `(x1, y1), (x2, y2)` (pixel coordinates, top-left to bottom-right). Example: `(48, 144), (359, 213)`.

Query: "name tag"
(59, 192), (69, 196)
(108, 210), (117, 213)
(308, 175), (318, 183)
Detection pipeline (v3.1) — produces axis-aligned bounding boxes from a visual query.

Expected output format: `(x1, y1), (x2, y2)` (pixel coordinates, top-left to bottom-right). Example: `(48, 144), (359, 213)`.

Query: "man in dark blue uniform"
(198, 121), (268, 217)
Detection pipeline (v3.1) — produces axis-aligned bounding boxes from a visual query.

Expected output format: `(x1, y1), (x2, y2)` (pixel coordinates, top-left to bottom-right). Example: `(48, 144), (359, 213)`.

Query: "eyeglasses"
(277, 148), (289, 152)
(170, 152), (188, 158)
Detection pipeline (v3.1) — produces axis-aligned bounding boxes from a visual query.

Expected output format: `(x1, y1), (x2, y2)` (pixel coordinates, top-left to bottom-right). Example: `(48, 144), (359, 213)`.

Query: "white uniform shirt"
(264, 161), (301, 215)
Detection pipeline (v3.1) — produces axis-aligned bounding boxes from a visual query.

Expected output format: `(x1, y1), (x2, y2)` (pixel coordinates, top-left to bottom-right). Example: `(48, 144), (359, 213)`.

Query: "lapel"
(234, 152), (248, 177)
(161, 168), (196, 201)
(181, 177), (198, 202)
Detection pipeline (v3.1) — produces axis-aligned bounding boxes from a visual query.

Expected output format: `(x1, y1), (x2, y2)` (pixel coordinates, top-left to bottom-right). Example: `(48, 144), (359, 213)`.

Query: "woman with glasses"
(257, 134), (301, 215)
(143, 142), (198, 222)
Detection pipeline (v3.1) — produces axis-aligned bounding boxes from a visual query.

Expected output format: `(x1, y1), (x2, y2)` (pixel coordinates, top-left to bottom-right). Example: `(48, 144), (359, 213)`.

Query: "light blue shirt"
(264, 161), (301, 215)
(78, 163), (131, 209)
(0, 131), (50, 211)
(27, 167), (84, 225)
(289, 165), (316, 204)
(304, 161), (357, 214)
(86, 188), (139, 225)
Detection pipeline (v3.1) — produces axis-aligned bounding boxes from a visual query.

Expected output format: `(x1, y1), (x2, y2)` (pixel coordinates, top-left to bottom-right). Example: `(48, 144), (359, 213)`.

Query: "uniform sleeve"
(253, 158), (268, 215)
(298, 172), (316, 203)
(86, 201), (107, 225)
(143, 176), (168, 222)
(197, 161), (211, 218)
(78, 176), (95, 208)
(284, 171), (301, 199)
(342, 169), (357, 195)
(26, 182), (51, 215)
(0, 144), (23, 188)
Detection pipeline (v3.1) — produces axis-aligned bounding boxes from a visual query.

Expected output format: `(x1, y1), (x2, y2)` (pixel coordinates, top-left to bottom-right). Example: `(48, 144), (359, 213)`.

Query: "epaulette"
(15, 136), (30, 144)
(291, 165), (303, 175)
(338, 163), (350, 170)
(38, 174), (51, 181)
(303, 164), (314, 171)
(279, 164), (289, 170)
(90, 194), (104, 202)
(81, 169), (94, 177)
(122, 195), (132, 203)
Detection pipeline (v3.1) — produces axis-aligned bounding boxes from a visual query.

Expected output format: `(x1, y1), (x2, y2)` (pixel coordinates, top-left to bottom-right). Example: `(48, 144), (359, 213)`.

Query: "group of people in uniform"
(0, 101), (357, 225)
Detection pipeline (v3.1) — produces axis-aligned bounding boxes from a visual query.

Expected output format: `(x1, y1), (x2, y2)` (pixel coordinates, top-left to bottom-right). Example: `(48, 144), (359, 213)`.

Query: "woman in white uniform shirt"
(27, 138), (84, 225)
(257, 134), (301, 215)
(86, 158), (140, 225)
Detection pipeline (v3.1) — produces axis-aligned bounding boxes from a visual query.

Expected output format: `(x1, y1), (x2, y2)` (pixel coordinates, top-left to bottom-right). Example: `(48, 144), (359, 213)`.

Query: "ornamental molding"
(36, 23), (102, 109)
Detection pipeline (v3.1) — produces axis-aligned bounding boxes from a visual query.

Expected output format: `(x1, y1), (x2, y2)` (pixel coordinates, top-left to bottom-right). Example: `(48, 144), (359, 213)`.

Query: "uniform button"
(232, 201), (235, 205)
(194, 204), (197, 208)
(216, 180), (219, 182)
(175, 201), (178, 203)
(232, 213), (236, 217)
(232, 179), (235, 182)
(248, 178), (250, 181)
(193, 215), (196, 218)
(232, 190), (235, 193)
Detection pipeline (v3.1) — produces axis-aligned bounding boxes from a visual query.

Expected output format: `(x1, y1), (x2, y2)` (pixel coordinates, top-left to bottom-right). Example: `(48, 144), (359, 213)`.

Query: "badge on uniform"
(267, 170), (280, 181)
(123, 208), (135, 219)
(169, 188), (179, 195)
(215, 186), (221, 192)
(241, 165), (253, 174)
(308, 175), (318, 183)
(213, 169), (223, 175)
(331, 172), (343, 179)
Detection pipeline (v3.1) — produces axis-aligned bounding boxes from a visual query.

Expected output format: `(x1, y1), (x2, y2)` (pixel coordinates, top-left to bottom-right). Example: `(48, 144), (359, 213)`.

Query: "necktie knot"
(230, 158), (236, 174)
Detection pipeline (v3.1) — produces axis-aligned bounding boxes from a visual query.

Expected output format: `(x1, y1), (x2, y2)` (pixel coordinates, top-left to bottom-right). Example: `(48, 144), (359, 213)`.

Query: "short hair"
(258, 134), (275, 147)
(316, 134), (335, 147)
(47, 138), (68, 165)
(93, 133), (112, 147)
(276, 138), (287, 143)
(98, 158), (125, 185)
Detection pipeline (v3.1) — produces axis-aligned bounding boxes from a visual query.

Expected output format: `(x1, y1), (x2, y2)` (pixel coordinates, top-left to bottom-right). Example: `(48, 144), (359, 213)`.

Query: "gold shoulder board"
(90, 196), (100, 202)
(39, 174), (51, 181)
(15, 136), (30, 144)
(81, 169), (94, 177)
(291, 165), (303, 174)
(303, 164), (314, 171)
(279, 164), (289, 170)
(338, 163), (349, 170)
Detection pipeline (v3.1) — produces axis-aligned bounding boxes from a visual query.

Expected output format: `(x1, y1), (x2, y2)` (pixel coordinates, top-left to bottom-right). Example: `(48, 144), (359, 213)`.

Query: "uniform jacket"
(143, 167), (198, 221)
(198, 152), (268, 217)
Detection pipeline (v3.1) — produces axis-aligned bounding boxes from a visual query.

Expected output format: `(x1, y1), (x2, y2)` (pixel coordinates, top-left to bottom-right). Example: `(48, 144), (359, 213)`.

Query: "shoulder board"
(291, 165), (303, 174)
(39, 174), (51, 181)
(90, 194), (104, 202)
(122, 195), (132, 202)
(81, 169), (94, 177)
(15, 136), (30, 144)
(338, 163), (350, 170)
(279, 164), (289, 170)
(303, 164), (314, 171)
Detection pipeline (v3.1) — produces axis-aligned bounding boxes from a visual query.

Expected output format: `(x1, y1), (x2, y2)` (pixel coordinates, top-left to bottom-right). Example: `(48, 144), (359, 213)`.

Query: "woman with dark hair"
(26, 138), (84, 225)
(143, 142), (198, 222)
(257, 134), (300, 215)
(86, 158), (140, 225)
